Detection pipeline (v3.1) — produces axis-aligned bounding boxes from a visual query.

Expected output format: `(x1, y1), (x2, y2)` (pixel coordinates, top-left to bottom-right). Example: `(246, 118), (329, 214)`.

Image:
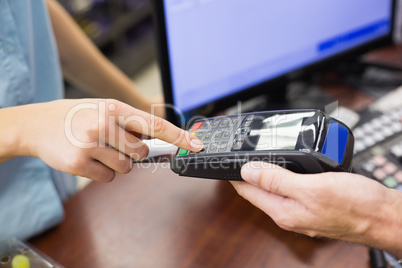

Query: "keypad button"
(391, 112), (401, 121)
(231, 117), (239, 125)
(391, 124), (402, 133)
(353, 128), (363, 138)
(208, 143), (218, 153)
(371, 118), (382, 129)
(222, 129), (231, 139)
(242, 120), (252, 127)
(381, 115), (392, 124)
(196, 132), (204, 140)
(395, 171), (402, 183)
(211, 119), (221, 128)
(234, 134), (245, 142)
(191, 122), (203, 131)
(236, 127), (250, 135)
(179, 148), (189, 156)
(232, 141), (243, 151)
(372, 132), (385, 142)
(362, 124), (373, 133)
(362, 161), (376, 173)
(354, 141), (365, 153)
(213, 130), (223, 140)
(382, 127), (393, 137)
(391, 145), (402, 159)
(218, 141), (228, 152)
(373, 155), (387, 166)
(199, 120), (211, 129)
(383, 176), (398, 188)
(384, 162), (397, 174)
(220, 118), (230, 127)
(373, 168), (387, 181)
(363, 137), (376, 147)
(245, 115), (254, 121)
(203, 133), (212, 142)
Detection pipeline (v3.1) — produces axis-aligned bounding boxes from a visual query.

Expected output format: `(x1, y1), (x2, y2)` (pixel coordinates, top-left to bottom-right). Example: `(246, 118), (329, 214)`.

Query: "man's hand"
(9, 99), (202, 182)
(231, 162), (402, 257)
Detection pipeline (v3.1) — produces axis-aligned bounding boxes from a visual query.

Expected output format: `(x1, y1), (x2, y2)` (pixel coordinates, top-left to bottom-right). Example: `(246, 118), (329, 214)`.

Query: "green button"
(179, 149), (189, 156)
(383, 177), (398, 188)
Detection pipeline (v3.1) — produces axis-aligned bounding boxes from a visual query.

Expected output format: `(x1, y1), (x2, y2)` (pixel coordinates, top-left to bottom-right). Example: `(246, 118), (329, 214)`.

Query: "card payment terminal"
(171, 110), (354, 181)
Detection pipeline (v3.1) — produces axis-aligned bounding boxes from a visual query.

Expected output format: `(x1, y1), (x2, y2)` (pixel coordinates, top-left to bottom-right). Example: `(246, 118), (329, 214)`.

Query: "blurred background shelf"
(58, 0), (157, 98)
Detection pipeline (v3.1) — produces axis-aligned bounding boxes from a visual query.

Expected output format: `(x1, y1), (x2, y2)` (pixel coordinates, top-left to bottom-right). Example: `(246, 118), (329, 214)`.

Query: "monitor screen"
(157, 0), (393, 117)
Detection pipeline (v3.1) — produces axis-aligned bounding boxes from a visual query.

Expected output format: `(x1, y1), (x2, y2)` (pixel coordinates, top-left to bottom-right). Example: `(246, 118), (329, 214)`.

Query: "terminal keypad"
(177, 115), (257, 156)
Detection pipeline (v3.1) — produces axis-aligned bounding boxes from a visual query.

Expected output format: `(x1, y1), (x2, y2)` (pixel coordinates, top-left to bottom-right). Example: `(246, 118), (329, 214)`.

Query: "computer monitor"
(153, 0), (395, 125)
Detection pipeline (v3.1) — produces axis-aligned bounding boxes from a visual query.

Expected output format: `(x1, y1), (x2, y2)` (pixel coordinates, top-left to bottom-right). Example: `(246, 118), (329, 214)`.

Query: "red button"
(191, 122), (203, 131)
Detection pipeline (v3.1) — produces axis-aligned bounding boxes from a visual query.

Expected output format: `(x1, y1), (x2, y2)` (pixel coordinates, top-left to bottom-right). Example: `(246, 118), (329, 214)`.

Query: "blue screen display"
(163, 0), (392, 113)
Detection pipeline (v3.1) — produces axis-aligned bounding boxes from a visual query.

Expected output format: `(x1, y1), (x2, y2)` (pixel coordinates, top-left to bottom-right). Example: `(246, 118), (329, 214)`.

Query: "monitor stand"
(225, 80), (336, 115)
(268, 59), (402, 110)
(225, 57), (402, 116)
(273, 81), (335, 110)
(249, 80), (334, 110)
(327, 59), (402, 98)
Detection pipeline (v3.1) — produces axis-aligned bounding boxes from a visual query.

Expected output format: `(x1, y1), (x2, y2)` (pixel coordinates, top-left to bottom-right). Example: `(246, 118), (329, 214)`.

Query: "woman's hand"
(10, 99), (202, 182)
(231, 162), (402, 257)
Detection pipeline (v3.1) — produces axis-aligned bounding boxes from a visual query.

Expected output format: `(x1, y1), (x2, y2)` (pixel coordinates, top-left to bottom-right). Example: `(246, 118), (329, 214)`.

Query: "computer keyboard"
(353, 107), (402, 190)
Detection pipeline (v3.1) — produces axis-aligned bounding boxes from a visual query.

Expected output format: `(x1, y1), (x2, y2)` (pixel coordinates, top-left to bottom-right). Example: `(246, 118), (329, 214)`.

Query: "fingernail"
(190, 138), (204, 151)
(241, 163), (261, 185)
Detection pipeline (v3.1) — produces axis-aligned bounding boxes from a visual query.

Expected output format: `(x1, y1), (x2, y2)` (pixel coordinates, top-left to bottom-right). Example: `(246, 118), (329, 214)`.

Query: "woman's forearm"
(0, 106), (31, 163)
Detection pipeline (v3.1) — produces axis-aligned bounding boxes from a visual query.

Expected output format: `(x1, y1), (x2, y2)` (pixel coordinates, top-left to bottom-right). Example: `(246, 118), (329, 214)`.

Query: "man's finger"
(241, 162), (306, 198)
(231, 181), (291, 222)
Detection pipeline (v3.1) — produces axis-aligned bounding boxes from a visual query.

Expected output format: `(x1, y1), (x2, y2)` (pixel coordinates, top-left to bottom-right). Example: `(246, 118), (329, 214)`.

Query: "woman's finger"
(91, 146), (133, 174)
